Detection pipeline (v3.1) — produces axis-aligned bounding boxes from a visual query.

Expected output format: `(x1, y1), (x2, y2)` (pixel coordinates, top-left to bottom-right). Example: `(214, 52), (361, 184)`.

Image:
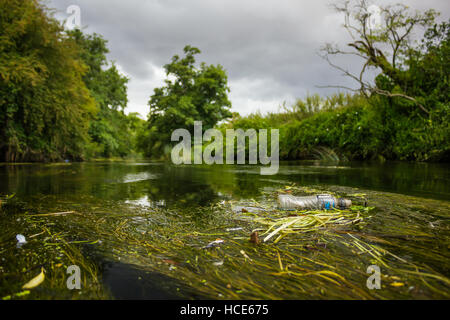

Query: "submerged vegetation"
(1, 168), (449, 300)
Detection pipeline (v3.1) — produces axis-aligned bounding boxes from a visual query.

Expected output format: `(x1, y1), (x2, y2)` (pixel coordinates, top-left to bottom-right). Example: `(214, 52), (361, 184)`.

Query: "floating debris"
(226, 227), (243, 232)
(16, 234), (27, 247)
(240, 250), (252, 261)
(213, 260), (224, 266)
(22, 268), (45, 289)
(390, 282), (405, 287)
(232, 206), (262, 214)
(278, 194), (352, 210)
(250, 231), (260, 244)
(203, 239), (225, 249)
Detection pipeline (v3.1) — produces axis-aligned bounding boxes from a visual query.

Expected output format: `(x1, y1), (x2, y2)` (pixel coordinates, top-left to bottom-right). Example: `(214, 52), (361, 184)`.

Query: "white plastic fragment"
(203, 239), (224, 249)
(16, 234), (27, 244)
(16, 234), (27, 248)
(226, 227), (243, 232)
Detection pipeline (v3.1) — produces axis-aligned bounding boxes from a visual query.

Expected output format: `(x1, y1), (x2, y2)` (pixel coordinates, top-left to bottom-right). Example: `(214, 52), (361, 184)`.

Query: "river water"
(0, 161), (449, 299)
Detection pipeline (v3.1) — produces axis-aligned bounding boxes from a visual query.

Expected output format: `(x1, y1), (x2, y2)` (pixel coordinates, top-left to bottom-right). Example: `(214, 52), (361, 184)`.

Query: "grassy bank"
(220, 93), (449, 162)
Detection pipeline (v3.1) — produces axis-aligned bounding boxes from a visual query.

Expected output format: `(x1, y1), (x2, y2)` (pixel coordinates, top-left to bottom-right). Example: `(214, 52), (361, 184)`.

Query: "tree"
(407, 20), (449, 108)
(319, 1), (449, 161)
(320, 0), (441, 115)
(68, 29), (132, 158)
(141, 45), (232, 158)
(0, 0), (96, 161)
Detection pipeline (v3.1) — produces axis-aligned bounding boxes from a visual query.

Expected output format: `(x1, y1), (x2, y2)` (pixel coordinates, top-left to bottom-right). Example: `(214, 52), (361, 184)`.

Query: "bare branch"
(318, 0), (437, 115)
(371, 87), (429, 114)
(316, 85), (360, 92)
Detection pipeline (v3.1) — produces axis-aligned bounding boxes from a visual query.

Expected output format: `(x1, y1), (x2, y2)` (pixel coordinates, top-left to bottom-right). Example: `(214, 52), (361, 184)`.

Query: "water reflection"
(0, 161), (448, 209)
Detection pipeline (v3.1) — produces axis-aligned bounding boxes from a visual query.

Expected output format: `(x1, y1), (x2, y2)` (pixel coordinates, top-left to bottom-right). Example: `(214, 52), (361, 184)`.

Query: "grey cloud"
(49, 0), (450, 116)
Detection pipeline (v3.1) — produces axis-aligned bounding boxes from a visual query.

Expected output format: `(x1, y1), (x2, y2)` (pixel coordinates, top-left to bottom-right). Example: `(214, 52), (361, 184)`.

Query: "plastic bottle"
(278, 194), (352, 210)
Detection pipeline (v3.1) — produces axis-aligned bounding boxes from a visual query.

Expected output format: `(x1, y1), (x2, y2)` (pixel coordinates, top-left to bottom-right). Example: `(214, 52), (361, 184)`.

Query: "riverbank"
(219, 94), (450, 163)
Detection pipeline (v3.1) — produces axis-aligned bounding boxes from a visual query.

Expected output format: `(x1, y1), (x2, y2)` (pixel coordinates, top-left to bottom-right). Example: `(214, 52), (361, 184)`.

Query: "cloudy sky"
(48, 0), (449, 118)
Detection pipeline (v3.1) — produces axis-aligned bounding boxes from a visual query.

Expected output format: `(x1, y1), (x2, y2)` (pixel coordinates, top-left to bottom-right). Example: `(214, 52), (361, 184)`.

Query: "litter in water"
(203, 239), (225, 249)
(16, 234), (27, 247)
(226, 227), (243, 232)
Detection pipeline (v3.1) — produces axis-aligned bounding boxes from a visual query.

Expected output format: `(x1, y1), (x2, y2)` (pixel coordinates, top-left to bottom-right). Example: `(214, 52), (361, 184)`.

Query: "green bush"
(226, 93), (449, 162)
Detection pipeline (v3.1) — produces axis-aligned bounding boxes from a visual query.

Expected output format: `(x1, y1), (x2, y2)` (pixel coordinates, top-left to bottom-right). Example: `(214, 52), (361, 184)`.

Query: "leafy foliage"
(227, 9), (449, 162)
(0, 0), (142, 162)
(69, 29), (139, 158)
(140, 45), (232, 158)
(0, 0), (96, 161)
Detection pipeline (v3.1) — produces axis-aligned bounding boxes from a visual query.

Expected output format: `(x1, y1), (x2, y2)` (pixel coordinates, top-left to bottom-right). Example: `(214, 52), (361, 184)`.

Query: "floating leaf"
(390, 282), (405, 287)
(22, 268), (45, 289)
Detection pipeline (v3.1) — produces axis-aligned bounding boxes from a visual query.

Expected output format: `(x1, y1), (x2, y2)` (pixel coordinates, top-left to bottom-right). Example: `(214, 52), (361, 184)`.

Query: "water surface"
(0, 161), (449, 299)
